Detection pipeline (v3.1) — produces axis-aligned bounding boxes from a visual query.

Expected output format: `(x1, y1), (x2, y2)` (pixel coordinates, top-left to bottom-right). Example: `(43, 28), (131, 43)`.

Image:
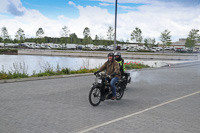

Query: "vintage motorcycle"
(89, 72), (130, 106)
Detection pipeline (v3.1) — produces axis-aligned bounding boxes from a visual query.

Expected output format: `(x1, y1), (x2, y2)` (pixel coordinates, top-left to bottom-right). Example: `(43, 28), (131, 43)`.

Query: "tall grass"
(0, 61), (149, 80)
(0, 62), (29, 79)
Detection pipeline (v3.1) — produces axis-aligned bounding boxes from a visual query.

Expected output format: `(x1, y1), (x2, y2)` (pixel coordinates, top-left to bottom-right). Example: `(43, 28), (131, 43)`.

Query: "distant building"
(170, 38), (200, 51)
(179, 38), (187, 42)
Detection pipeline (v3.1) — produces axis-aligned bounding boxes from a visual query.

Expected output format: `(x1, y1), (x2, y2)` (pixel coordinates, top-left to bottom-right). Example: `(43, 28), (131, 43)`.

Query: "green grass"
(0, 61), (149, 80)
(0, 66), (98, 80)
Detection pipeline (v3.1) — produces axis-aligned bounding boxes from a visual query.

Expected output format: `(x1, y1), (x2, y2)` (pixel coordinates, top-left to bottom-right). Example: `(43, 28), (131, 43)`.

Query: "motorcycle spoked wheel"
(116, 83), (124, 100)
(89, 87), (102, 106)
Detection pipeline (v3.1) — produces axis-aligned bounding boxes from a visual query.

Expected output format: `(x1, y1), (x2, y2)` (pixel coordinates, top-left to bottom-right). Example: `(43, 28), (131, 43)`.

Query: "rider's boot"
(111, 96), (116, 100)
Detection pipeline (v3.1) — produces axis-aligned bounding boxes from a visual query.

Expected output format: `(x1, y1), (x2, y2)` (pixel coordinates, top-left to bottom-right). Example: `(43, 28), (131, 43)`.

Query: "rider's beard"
(108, 57), (113, 62)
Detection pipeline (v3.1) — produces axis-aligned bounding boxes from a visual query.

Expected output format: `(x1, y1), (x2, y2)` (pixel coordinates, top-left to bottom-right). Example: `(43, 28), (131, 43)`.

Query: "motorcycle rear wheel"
(89, 87), (101, 106)
(116, 84), (124, 100)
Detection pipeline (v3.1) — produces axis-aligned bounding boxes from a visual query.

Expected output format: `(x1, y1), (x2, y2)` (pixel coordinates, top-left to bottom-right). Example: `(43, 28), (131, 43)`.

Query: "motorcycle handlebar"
(95, 73), (112, 79)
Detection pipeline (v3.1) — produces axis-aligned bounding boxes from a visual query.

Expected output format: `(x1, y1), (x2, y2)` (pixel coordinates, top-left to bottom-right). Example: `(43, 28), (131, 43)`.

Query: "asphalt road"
(0, 61), (200, 133)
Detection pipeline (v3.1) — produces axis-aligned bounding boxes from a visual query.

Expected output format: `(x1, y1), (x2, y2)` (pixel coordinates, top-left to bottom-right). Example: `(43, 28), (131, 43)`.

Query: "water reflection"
(0, 55), (174, 75)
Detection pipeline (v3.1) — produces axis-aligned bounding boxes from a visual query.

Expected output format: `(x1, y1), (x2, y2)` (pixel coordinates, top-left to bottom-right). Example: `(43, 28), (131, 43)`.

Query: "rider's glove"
(110, 72), (116, 77)
(94, 71), (100, 75)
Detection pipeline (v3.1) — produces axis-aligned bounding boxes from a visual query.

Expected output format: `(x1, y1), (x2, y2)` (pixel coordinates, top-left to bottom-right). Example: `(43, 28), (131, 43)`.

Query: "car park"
(127, 47), (137, 52)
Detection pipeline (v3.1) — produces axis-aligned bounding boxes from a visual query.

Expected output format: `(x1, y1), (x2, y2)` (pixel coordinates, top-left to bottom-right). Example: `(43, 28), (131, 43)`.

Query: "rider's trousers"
(110, 77), (119, 97)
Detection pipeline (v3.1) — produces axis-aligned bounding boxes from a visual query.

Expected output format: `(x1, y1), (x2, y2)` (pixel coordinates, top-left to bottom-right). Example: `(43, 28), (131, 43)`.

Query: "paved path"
(0, 62), (200, 133)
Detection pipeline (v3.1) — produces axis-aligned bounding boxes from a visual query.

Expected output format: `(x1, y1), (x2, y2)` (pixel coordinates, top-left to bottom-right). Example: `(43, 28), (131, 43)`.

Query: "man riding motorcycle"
(94, 52), (121, 100)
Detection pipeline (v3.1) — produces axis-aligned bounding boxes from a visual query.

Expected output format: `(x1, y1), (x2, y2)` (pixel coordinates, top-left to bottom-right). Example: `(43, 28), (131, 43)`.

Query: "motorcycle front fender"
(127, 76), (131, 83)
(91, 83), (100, 88)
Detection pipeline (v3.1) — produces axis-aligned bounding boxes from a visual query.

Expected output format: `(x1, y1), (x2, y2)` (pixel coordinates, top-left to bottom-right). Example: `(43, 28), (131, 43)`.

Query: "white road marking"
(77, 90), (200, 133)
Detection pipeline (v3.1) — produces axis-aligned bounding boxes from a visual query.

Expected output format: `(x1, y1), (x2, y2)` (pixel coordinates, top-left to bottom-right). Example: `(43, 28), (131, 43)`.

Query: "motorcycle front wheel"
(89, 87), (101, 106)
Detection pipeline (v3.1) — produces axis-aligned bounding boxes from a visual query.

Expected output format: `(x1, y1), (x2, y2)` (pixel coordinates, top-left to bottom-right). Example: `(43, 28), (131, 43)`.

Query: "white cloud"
(0, 0), (200, 42)
(0, 0), (9, 13)
(0, 0), (26, 16)
(68, 1), (77, 7)
(99, 3), (113, 6)
(118, 5), (136, 10)
(0, 8), (64, 38)
(99, 2), (136, 10)
(63, 5), (114, 39)
(91, 0), (200, 5)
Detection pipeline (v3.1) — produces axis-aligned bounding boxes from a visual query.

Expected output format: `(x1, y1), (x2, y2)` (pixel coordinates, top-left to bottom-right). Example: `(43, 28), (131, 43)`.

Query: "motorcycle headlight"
(97, 79), (102, 83)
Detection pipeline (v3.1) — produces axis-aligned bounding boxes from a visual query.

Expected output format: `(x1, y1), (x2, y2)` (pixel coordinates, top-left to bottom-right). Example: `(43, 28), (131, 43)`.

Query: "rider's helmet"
(114, 52), (121, 61)
(107, 52), (114, 58)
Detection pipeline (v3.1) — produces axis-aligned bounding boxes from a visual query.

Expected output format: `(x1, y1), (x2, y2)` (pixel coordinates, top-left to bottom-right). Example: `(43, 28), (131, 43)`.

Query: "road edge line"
(77, 90), (200, 133)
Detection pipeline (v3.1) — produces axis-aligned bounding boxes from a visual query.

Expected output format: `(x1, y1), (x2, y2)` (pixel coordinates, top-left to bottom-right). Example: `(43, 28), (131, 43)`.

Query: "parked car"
(175, 48), (187, 53)
(127, 47), (137, 52)
(18, 43), (30, 48)
(149, 48), (157, 52)
(66, 44), (76, 50)
(106, 46), (114, 51)
(121, 46), (128, 50)
(151, 47), (160, 52)
(116, 46), (121, 50)
(165, 47), (171, 50)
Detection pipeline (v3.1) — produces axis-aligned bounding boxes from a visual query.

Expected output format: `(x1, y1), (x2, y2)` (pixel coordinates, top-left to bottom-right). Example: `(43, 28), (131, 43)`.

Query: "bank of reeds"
(0, 61), (149, 80)
(0, 62), (29, 79)
(0, 62), (99, 80)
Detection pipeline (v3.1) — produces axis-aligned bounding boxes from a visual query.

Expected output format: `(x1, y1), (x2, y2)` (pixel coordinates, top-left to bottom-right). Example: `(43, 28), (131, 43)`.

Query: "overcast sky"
(0, 0), (200, 42)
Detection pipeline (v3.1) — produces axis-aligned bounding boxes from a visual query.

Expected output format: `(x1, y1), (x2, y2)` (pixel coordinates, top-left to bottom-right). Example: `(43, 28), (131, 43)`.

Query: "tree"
(152, 38), (156, 46)
(126, 38), (130, 43)
(1, 27), (9, 40)
(83, 27), (91, 45)
(185, 29), (199, 49)
(1, 27), (12, 45)
(131, 27), (143, 44)
(60, 37), (68, 45)
(36, 28), (45, 44)
(61, 26), (70, 37)
(15, 28), (25, 43)
(120, 39), (125, 44)
(60, 26), (70, 45)
(185, 39), (195, 49)
(188, 29), (199, 40)
(36, 28), (44, 38)
(69, 33), (80, 44)
(94, 35), (100, 45)
(144, 38), (156, 48)
(160, 29), (171, 53)
(83, 27), (90, 38)
(0, 37), (3, 42)
(107, 26), (114, 45)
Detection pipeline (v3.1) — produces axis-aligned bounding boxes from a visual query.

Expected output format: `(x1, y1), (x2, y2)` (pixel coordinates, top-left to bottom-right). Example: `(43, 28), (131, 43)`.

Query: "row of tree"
(0, 26), (123, 46)
(130, 27), (200, 50)
(0, 26), (200, 49)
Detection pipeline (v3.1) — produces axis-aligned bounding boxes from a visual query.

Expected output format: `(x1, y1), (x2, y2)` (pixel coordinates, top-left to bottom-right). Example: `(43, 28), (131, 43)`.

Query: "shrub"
(124, 62), (149, 69)
(0, 48), (17, 53)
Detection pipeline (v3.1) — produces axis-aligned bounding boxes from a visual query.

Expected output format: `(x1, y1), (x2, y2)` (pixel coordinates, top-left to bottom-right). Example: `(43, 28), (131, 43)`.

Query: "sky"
(0, 0), (200, 42)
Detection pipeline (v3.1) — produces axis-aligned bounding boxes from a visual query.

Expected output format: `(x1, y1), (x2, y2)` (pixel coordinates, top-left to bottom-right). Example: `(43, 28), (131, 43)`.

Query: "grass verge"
(0, 62), (149, 80)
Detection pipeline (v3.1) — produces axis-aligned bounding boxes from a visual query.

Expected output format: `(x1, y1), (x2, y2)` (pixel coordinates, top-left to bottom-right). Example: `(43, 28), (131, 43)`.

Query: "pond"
(0, 55), (180, 75)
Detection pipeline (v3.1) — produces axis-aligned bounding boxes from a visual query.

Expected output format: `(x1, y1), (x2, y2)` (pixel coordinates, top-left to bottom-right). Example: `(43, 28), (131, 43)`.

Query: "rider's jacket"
(116, 58), (125, 75)
(98, 59), (121, 78)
